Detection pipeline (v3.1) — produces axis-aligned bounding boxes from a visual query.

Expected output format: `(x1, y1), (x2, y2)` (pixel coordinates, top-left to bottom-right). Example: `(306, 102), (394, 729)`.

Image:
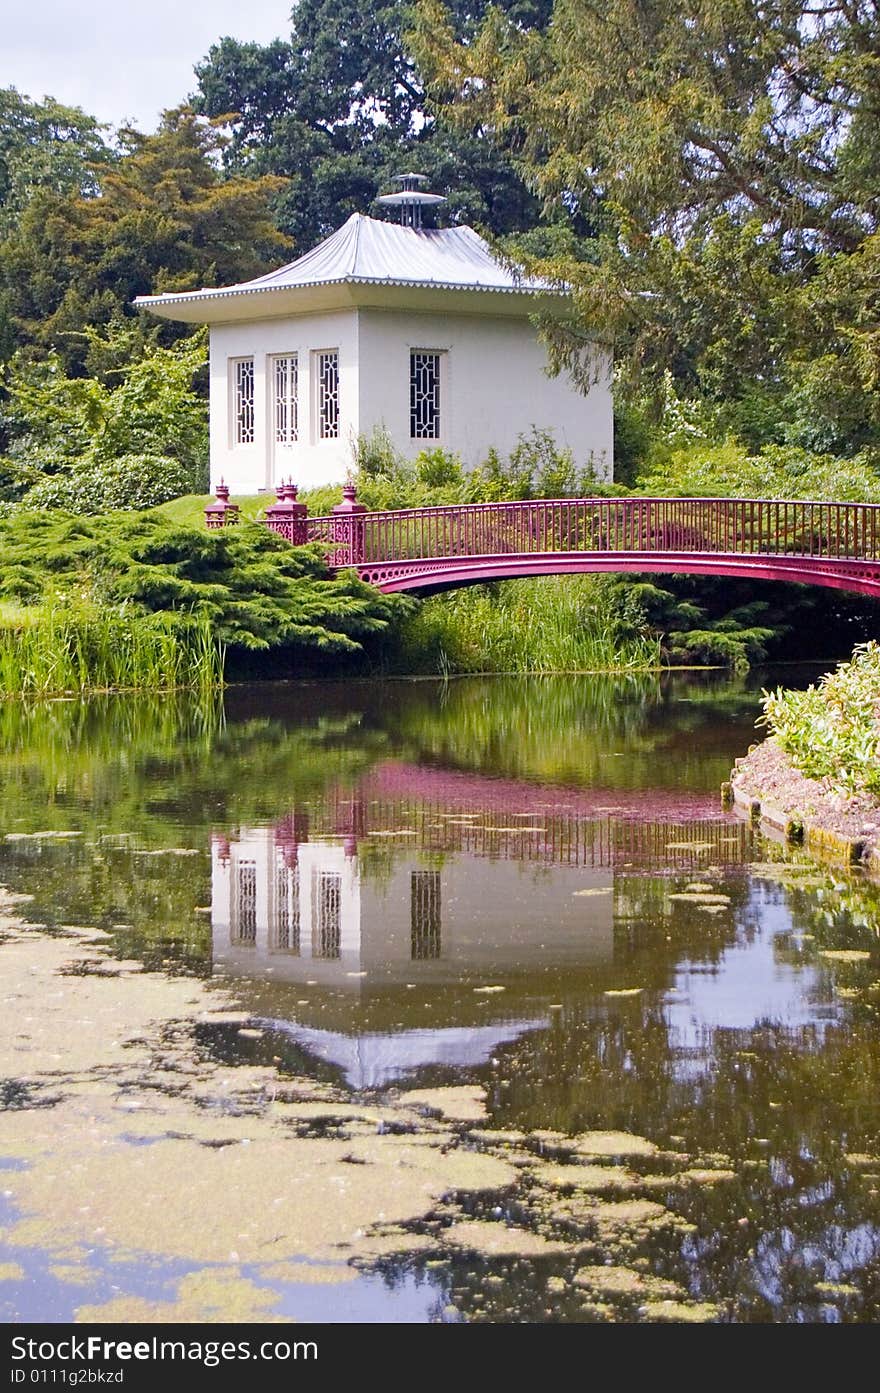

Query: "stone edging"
(723, 738), (880, 876)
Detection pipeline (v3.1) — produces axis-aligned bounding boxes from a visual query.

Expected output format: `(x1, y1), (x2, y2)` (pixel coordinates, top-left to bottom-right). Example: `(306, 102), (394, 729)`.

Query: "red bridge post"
(204, 481), (240, 529)
(331, 483), (367, 568)
(264, 480), (308, 545)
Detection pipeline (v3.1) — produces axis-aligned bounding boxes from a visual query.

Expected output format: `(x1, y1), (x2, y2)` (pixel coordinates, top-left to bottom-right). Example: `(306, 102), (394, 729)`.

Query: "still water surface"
(1, 672), (879, 1322)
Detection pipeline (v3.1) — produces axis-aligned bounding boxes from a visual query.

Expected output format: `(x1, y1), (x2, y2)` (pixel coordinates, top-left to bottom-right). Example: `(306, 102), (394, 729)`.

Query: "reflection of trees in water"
(0, 694), (389, 841)
(472, 1009), (880, 1321)
(383, 672), (760, 788)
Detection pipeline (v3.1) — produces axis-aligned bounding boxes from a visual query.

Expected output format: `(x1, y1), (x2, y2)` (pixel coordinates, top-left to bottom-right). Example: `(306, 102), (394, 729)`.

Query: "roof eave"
(134, 276), (567, 325)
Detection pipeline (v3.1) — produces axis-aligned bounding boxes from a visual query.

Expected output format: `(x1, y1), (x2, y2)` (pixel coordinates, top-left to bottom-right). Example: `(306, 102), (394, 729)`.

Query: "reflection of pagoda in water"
(211, 817), (617, 989)
(210, 762), (754, 1086)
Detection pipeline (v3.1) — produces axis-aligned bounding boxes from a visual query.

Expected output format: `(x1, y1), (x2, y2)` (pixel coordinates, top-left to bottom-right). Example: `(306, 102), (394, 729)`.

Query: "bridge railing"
(306, 496), (880, 568)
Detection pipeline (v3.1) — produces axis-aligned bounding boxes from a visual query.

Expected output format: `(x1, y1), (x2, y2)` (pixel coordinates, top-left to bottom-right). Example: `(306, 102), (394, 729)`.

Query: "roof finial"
(375, 173), (446, 230)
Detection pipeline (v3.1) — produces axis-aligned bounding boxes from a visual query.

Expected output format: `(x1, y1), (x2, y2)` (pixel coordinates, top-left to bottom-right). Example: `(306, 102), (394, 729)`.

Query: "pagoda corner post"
(331, 484), (367, 568)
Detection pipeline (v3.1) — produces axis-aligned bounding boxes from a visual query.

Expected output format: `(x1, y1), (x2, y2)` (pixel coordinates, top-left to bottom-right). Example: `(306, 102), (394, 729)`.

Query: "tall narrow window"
(313, 871), (341, 958)
(273, 354), (298, 445)
(410, 351), (441, 440)
(316, 350), (339, 439)
(232, 862), (257, 945)
(232, 358), (255, 445)
(411, 871), (441, 960)
(272, 854), (300, 954)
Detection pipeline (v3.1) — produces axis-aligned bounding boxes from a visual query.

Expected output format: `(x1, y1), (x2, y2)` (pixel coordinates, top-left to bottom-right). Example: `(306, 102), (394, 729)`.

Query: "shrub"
(760, 641), (880, 794)
(26, 454), (193, 514)
(636, 438), (880, 501)
(0, 325), (208, 502)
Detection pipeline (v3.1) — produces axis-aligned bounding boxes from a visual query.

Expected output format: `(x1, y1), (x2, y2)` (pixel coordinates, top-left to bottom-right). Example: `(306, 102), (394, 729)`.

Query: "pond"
(0, 670), (879, 1323)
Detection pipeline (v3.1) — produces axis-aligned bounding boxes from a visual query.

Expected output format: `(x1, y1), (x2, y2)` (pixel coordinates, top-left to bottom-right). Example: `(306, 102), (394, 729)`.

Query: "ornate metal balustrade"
(204, 483), (880, 597)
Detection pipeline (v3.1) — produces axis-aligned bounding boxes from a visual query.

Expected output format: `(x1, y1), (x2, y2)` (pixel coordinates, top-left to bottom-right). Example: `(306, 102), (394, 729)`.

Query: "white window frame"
(270, 352), (299, 448)
(409, 348), (446, 442)
(229, 356), (256, 448)
(312, 348), (340, 442)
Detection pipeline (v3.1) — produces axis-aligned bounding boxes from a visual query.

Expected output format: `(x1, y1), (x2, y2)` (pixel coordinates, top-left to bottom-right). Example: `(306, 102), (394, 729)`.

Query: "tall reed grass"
(0, 605), (224, 699)
(393, 576), (661, 675)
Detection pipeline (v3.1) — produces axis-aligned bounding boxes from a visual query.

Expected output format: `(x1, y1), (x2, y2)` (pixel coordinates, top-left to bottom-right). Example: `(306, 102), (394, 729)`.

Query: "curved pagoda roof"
(134, 213), (563, 323)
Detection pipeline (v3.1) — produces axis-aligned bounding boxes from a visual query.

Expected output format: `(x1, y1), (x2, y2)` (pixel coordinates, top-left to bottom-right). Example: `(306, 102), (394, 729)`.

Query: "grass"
(154, 493), (269, 528)
(392, 575), (661, 675)
(0, 605), (225, 700)
(154, 489), (347, 526)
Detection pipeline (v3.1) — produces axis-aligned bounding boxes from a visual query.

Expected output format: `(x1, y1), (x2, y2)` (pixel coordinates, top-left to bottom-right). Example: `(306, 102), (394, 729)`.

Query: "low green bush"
(0, 509), (405, 693)
(636, 438), (880, 502)
(26, 454), (193, 513)
(760, 641), (880, 794)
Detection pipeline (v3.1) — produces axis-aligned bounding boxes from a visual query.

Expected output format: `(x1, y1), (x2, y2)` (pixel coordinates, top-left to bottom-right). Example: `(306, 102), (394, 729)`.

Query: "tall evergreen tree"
(0, 108), (290, 372)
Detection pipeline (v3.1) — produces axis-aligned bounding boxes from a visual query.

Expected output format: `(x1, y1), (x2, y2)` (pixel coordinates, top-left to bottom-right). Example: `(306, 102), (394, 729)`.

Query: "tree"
(0, 107), (291, 371)
(0, 323), (209, 500)
(193, 0), (545, 250)
(0, 88), (111, 232)
(411, 0), (880, 456)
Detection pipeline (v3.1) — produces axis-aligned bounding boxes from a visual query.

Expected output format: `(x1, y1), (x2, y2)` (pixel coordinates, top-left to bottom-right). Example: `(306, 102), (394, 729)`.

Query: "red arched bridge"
(206, 483), (880, 598)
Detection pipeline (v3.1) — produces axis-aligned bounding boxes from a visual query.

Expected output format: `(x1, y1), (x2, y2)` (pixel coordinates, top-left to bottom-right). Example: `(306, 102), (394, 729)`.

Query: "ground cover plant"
(760, 642), (880, 796)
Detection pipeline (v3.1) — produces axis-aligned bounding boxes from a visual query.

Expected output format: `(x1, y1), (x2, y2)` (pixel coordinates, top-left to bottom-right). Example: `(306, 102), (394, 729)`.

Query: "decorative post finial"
(204, 480), (240, 529)
(263, 478), (308, 545)
(375, 173), (446, 229)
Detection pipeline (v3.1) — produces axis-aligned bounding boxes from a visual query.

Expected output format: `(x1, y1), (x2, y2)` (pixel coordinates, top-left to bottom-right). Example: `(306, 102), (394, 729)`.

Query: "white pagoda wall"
(207, 305), (613, 494)
(208, 309), (360, 493)
(358, 308), (613, 480)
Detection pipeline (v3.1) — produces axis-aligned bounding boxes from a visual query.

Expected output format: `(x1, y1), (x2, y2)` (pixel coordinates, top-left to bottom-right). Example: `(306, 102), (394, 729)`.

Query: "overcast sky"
(3, 1), (294, 129)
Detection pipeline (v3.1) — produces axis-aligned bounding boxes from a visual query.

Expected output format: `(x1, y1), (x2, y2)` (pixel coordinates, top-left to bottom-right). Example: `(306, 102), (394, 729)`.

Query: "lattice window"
(232, 358), (255, 445)
(316, 351), (339, 439)
(232, 861), (257, 944)
(411, 870), (441, 960)
(410, 351), (441, 440)
(273, 355), (298, 446)
(313, 871), (341, 958)
(272, 855), (300, 953)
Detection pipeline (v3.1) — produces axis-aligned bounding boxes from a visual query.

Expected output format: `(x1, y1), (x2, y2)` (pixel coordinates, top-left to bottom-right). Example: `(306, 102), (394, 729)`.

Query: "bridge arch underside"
(355, 552), (880, 599)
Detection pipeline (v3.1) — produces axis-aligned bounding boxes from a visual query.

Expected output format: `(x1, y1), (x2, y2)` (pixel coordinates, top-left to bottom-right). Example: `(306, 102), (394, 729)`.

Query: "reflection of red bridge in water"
(287, 492), (880, 596)
(267, 762), (757, 870)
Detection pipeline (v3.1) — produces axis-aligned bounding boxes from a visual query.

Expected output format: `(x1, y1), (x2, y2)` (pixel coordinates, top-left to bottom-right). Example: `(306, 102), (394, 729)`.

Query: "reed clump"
(0, 604), (224, 699)
(394, 575), (661, 674)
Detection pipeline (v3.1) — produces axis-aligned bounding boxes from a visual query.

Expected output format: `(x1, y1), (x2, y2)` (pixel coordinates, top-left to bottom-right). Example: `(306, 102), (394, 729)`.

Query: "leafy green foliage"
(413, 0), (880, 457)
(192, 0), (551, 253)
(193, 0), (543, 251)
(26, 455), (193, 514)
(0, 88), (111, 233)
(301, 424), (618, 516)
(635, 439), (880, 504)
(0, 108), (290, 369)
(1, 325), (209, 502)
(761, 642), (880, 795)
(0, 509), (404, 656)
(610, 581), (778, 673)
